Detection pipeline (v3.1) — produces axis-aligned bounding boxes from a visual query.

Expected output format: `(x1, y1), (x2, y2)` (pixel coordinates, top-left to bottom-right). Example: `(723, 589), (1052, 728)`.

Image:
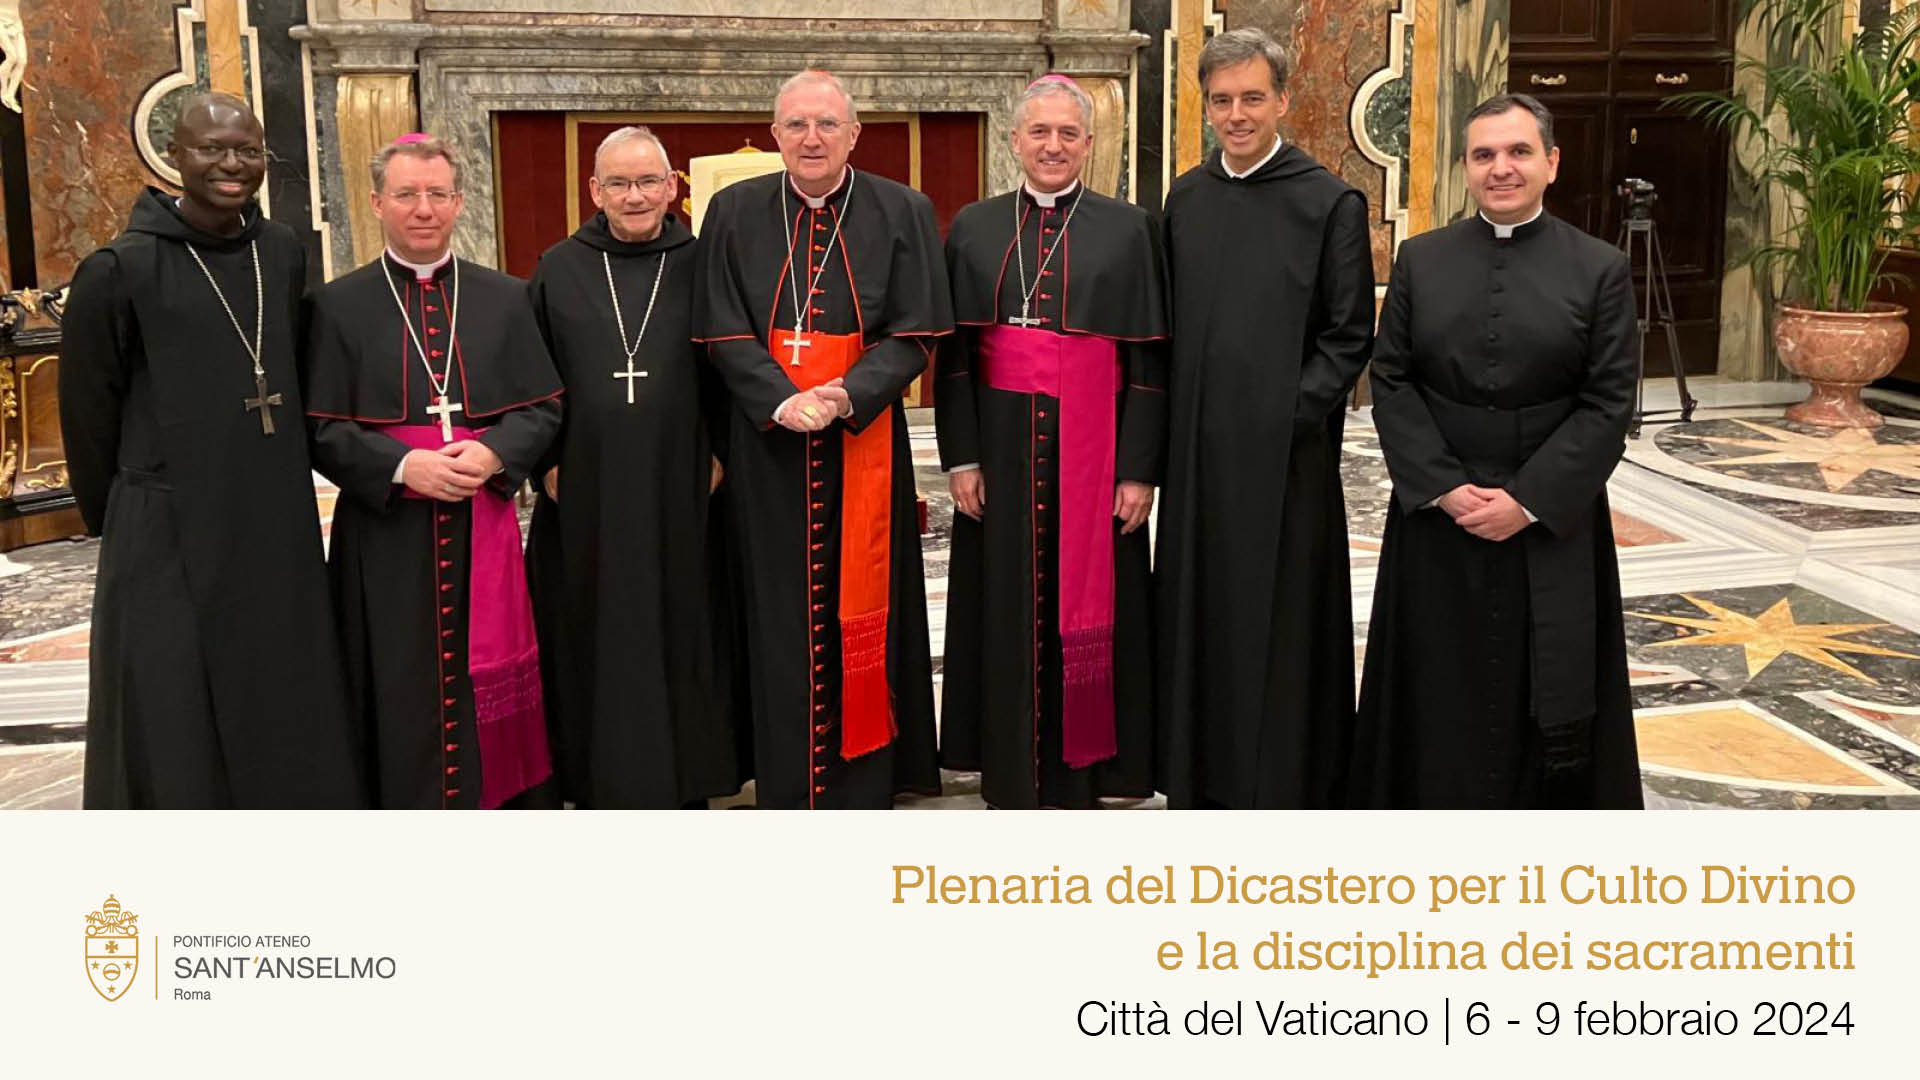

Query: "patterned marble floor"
(4, 380), (1918, 810)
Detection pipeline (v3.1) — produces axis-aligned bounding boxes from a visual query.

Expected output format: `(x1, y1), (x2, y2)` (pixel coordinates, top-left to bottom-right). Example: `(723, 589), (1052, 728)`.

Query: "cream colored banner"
(1, 813), (1911, 1074)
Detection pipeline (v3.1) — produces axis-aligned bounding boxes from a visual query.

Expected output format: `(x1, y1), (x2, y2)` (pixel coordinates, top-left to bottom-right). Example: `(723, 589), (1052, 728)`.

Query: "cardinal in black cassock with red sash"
(525, 157), (738, 808)
(1352, 95), (1642, 808)
(306, 136), (562, 810)
(936, 80), (1169, 809)
(695, 90), (951, 807)
(1154, 79), (1376, 808)
(60, 94), (361, 808)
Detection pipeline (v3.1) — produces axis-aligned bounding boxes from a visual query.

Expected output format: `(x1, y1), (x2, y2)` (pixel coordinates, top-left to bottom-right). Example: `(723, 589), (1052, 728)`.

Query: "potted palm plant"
(1674, 0), (1920, 428)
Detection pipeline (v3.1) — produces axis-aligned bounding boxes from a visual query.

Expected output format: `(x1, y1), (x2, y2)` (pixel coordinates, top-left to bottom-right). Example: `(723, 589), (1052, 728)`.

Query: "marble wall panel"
(1230, 0), (1395, 278)
(19, 0), (179, 287)
(422, 0), (1045, 17)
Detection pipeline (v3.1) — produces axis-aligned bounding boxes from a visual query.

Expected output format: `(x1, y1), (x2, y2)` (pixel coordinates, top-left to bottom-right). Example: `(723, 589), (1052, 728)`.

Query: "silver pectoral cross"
(784, 333), (813, 367)
(244, 369), (283, 435)
(614, 365), (650, 404)
(1006, 304), (1043, 328)
(426, 393), (464, 443)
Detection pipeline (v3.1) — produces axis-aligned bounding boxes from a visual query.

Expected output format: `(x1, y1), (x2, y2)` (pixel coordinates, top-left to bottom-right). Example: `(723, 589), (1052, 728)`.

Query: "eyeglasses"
(185, 144), (267, 164)
(599, 176), (669, 196)
(778, 118), (848, 138)
(383, 189), (460, 207)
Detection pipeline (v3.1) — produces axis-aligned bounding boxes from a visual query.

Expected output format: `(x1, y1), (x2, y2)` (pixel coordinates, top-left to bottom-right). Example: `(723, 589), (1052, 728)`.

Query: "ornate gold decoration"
(84, 894), (140, 1002)
(337, 73), (419, 268)
(1080, 76), (1127, 197)
(1632, 594), (1920, 685)
(0, 355), (17, 495)
(1675, 419), (1920, 492)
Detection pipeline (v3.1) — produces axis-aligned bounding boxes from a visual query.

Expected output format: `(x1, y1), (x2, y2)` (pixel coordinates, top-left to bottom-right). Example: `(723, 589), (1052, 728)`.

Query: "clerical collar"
(1223, 135), (1285, 180)
(1022, 180), (1081, 208)
(1479, 206), (1544, 238)
(386, 247), (453, 281)
(789, 167), (851, 209)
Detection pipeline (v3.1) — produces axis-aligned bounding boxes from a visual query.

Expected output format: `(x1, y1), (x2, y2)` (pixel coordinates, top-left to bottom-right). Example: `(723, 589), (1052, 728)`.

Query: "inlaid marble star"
(1675, 419), (1920, 492)
(1631, 594), (1920, 684)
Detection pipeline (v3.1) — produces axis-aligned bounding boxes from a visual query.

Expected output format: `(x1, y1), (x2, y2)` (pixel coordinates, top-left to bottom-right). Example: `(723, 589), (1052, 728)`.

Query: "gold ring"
(802, 407), (820, 420)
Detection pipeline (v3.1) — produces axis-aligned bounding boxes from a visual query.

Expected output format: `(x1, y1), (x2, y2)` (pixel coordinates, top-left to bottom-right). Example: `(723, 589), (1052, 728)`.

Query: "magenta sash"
(978, 325), (1123, 769)
(388, 424), (550, 808)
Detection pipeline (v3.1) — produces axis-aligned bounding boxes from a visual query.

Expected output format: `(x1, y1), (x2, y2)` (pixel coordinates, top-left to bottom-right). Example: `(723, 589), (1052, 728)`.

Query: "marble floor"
(4, 380), (1917, 810)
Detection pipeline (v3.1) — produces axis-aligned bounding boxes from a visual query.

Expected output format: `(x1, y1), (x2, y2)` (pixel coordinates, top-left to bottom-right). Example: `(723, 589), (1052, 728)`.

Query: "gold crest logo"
(84, 894), (139, 1002)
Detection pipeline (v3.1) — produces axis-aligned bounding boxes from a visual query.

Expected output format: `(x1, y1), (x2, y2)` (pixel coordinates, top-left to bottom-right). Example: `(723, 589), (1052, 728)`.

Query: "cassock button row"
(440, 605), (452, 615)
(813, 786), (826, 795)
(441, 629), (454, 639)
(439, 537), (451, 546)
(428, 327), (441, 336)
(431, 349), (443, 358)
(446, 743), (459, 753)
(443, 675), (455, 685)
(443, 697), (456, 707)
(811, 542), (824, 551)
(442, 651), (454, 661)
(444, 721), (456, 731)
(441, 583), (453, 592)
(445, 788), (459, 798)
(814, 723), (828, 734)
(438, 513), (451, 524)
(812, 563), (825, 572)
(814, 766), (827, 775)
(445, 766), (459, 776)
(1037, 410), (1048, 419)
(814, 664), (825, 673)
(425, 305), (438, 312)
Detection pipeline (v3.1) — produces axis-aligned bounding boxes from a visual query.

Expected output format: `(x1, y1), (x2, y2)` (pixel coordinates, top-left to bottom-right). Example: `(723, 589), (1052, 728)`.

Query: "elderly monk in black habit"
(694, 70), (951, 809)
(936, 75), (1168, 809)
(524, 126), (737, 809)
(1353, 95), (1642, 809)
(59, 93), (361, 809)
(306, 135), (563, 810)
(1155, 29), (1375, 808)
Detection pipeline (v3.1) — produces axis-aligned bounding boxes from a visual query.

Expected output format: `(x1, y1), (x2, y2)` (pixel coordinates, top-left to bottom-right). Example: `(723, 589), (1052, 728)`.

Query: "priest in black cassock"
(936, 76), (1167, 809)
(1155, 29), (1375, 808)
(306, 135), (563, 810)
(1353, 95), (1642, 809)
(693, 70), (951, 809)
(59, 94), (362, 809)
(524, 126), (737, 809)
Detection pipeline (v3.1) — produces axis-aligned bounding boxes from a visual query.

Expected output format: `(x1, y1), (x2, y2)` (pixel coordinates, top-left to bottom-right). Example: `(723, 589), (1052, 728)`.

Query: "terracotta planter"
(1772, 302), (1910, 429)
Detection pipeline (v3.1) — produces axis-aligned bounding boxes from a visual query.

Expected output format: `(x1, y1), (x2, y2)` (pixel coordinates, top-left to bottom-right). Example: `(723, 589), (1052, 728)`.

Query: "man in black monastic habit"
(1353, 95), (1642, 809)
(524, 126), (737, 809)
(937, 76), (1168, 809)
(60, 93), (361, 808)
(306, 135), (563, 810)
(1155, 29), (1375, 808)
(693, 70), (951, 809)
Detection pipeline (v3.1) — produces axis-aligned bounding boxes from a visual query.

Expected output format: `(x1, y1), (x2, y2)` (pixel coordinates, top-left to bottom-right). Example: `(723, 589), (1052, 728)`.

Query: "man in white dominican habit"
(306, 133), (563, 810)
(694, 69), (953, 809)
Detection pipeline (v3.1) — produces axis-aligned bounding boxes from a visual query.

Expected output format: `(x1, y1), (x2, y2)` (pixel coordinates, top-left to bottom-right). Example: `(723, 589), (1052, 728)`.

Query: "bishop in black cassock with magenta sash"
(937, 167), (1169, 808)
(695, 157), (951, 809)
(306, 135), (562, 810)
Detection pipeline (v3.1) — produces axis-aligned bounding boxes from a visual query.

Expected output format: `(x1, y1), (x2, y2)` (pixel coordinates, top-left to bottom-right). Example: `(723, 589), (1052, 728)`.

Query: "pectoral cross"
(244, 370), (283, 435)
(1007, 304), (1043, 328)
(785, 333), (813, 366)
(426, 394), (464, 443)
(614, 365), (649, 405)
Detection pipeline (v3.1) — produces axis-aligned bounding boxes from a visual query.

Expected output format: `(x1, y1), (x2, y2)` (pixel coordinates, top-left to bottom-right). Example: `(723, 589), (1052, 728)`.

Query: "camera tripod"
(1617, 196), (1697, 437)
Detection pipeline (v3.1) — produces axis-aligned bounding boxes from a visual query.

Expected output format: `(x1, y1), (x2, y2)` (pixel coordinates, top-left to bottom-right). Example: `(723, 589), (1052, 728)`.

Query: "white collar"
(1223, 135), (1284, 180)
(790, 167), (851, 209)
(1479, 206), (1544, 238)
(1022, 179), (1081, 208)
(386, 247), (453, 281)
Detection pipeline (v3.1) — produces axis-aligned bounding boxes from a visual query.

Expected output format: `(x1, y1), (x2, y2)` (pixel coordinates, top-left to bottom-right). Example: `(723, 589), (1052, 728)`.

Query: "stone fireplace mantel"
(296, 11), (1146, 272)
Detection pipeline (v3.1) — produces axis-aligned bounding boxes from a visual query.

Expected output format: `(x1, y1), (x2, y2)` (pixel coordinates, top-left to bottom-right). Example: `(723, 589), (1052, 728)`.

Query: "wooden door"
(1509, 0), (1734, 375)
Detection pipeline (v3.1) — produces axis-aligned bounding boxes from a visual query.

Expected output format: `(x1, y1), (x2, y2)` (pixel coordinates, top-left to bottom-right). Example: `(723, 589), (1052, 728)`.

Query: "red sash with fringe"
(774, 329), (895, 759)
